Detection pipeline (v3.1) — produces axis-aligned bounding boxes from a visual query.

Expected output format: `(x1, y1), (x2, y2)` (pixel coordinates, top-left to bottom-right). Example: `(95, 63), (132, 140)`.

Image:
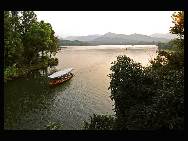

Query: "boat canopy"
(48, 68), (73, 79)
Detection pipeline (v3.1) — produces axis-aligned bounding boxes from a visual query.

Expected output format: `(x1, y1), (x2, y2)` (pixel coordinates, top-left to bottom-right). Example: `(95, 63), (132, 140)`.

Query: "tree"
(20, 20), (59, 66)
(170, 11), (184, 40)
(170, 11), (184, 50)
(84, 11), (184, 130)
(108, 54), (184, 129)
(4, 11), (24, 67)
(4, 11), (59, 80)
(84, 114), (115, 130)
(20, 11), (37, 36)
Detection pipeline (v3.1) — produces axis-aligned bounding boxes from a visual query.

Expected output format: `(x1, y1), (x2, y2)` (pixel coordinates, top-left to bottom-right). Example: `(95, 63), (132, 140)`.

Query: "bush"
(84, 114), (116, 130)
(4, 65), (19, 80)
(84, 51), (184, 130)
(108, 51), (184, 129)
(84, 11), (184, 130)
(48, 58), (58, 66)
(45, 122), (63, 130)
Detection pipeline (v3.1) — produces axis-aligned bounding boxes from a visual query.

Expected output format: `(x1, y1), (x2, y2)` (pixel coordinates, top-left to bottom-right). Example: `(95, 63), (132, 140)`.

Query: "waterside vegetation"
(84, 11), (184, 130)
(4, 11), (59, 81)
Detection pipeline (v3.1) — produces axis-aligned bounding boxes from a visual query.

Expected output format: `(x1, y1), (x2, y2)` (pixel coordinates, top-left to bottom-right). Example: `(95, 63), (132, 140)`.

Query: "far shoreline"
(60, 44), (158, 49)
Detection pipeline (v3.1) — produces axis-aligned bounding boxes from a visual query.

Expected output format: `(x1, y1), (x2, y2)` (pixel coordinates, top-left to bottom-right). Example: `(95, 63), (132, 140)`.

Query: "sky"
(35, 11), (176, 38)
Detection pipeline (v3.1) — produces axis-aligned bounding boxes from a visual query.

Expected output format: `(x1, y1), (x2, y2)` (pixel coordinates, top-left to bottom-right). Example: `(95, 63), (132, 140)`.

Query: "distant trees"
(158, 39), (179, 50)
(4, 11), (59, 80)
(84, 11), (184, 130)
(59, 40), (90, 46)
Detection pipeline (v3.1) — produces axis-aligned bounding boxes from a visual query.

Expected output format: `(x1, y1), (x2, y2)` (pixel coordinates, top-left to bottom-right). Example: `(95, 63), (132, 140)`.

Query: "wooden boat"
(48, 68), (73, 86)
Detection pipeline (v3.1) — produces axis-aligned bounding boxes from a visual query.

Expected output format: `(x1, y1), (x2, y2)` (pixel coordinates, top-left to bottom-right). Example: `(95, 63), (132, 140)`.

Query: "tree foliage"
(45, 121), (63, 130)
(84, 114), (115, 130)
(170, 11), (184, 51)
(84, 11), (184, 130)
(170, 11), (184, 39)
(108, 53), (184, 129)
(4, 11), (24, 67)
(4, 11), (59, 80)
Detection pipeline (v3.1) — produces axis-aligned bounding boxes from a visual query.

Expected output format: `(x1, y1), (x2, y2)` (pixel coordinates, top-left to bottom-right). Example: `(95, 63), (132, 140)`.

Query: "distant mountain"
(90, 33), (169, 44)
(150, 33), (177, 40)
(64, 34), (101, 41)
(62, 32), (171, 45)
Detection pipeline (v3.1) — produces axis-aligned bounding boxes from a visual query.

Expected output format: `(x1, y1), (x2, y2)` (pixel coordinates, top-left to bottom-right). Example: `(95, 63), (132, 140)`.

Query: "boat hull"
(49, 74), (73, 86)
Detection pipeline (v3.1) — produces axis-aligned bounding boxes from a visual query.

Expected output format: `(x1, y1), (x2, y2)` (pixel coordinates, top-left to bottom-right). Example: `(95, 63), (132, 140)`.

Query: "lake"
(4, 45), (158, 130)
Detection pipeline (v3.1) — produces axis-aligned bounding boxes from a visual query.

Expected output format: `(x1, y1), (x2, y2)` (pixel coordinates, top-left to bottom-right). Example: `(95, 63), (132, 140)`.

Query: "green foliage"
(84, 114), (115, 130)
(158, 39), (183, 53)
(48, 58), (58, 66)
(170, 11), (184, 52)
(150, 50), (184, 70)
(20, 11), (37, 35)
(108, 52), (184, 129)
(23, 20), (59, 65)
(4, 66), (19, 80)
(4, 11), (60, 80)
(4, 11), (24, 67)
(46, 122), (63, 130)
(170, 11), (184, 39)
(85, 11), (184, 130)
(109, 56), (153, 129)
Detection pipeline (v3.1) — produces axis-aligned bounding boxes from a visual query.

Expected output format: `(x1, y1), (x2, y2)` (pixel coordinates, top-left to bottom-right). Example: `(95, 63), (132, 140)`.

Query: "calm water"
(4, 45), (158, 130)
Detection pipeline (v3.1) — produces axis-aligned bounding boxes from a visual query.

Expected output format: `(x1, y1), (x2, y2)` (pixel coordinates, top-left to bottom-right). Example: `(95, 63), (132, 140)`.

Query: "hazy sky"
(35, 11), (176, 38)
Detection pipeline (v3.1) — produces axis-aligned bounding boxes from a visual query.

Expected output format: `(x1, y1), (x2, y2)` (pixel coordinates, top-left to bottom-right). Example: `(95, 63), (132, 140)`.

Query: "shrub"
(108, 52), (184, 129)
(84, 114), (116, 130)
(84, 51), (184, 130)
(48, 58), (58, 66)
(45, 122), (63, 130)
(4, 65), (19, 80)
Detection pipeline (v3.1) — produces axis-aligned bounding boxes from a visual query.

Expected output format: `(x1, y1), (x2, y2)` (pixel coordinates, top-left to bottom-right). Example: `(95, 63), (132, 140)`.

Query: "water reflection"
(4, 67), (76, 130)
